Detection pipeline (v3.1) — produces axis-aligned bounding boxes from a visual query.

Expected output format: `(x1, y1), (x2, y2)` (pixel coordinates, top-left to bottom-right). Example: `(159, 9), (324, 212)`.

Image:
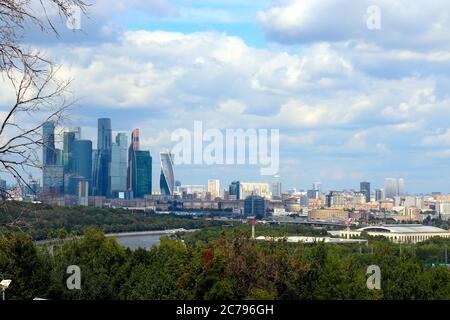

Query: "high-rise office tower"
(42, 122), (62, 196)
(244, 195), (266, 219)
(375, 188), (386, 202)
(384, 178), (405, 199)
(42, 121), (56, 166)
(110, 133), (128, 196)
(398, 178), (405, 196)
(127, 129), (139, 196)
(43, 165), (64, 195)
(130, 151), (152, 198)
(384, 178), (398, 199)
(127, 129), (152, 198)
(94, 118), (112, 197)
(272, 175), (282, 199)
(63, 131), (77, 172)
(72, 140), (93, 185)
(360, 181), (371, 203)
(160, 152), (174, 196)
(312, 182), (322, 193)
(229, 181), (240, 200)
(208, 179), (220, 199)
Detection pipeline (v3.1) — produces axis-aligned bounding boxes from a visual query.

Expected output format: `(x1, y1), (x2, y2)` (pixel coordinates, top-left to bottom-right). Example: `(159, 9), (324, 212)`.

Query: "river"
(36, 229), (197, 250)
(113, 233), (163, 249)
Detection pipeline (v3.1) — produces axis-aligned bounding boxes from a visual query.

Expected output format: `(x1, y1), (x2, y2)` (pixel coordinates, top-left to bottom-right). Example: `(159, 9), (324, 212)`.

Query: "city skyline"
(38, 118), (418, 196)
(3, 1), (450, 192)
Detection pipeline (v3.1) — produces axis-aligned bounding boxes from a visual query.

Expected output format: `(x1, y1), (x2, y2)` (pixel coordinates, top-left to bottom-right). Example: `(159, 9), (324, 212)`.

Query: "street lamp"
(1, 279), (12, 301)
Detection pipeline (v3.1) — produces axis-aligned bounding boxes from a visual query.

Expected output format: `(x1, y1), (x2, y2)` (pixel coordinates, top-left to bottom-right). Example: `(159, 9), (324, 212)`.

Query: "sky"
(2, 0), (450, 193)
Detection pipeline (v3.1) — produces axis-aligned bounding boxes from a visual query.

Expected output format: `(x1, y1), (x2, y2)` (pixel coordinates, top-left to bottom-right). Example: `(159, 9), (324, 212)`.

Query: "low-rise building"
(339, 224), (450, 244)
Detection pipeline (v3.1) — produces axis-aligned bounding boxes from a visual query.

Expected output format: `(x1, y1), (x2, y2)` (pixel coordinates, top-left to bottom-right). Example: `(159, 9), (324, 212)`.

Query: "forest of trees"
(1, 227), (449, 300)
(0, 201), (227, 240)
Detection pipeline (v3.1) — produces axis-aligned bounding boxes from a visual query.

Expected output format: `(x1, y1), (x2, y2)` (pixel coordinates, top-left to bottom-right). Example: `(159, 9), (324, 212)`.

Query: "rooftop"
(358, 224), (449, 234)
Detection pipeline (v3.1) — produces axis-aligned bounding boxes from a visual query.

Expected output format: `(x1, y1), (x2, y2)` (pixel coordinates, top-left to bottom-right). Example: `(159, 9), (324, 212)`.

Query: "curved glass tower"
(160, 152), (174, 196)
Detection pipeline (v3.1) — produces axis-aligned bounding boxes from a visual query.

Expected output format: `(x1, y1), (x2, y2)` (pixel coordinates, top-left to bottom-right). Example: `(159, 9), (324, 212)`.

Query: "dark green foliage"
(0, 201), (226, 240)
(1, 205), (449, 300)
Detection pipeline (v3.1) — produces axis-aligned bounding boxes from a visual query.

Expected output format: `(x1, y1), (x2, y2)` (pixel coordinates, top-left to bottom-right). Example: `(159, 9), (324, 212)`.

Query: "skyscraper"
(42, 122), (62, 196)
(312, 182), (322, 193)
(72, 140), (93, 185)
(398, 178), (405, 196)
(375, 188), (386, 202)
(160, 152), (174, 196)
(272, 175), (282, 199)
(130, 151), (152, 198)
(360, 181), (371, 203)
(127, 129), (152, 198)
(94, 118), (112, 197)
(244, 195), (266, 219)
(385, 178), (398, 199)
(63, 131), (76, 172)
(384, 178), (405, 199)
(207, 179), (220, 199)
(127, 129), (139, 197)
(43, 165), (64, 195)
(110, 133), (128, 197)
(229, 181), (240, 200)
(42, 121), (56, 166)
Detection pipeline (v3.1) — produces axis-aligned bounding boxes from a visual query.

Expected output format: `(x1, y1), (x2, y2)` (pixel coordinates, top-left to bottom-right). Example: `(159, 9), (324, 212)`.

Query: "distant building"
(308, 208), (348, 222)
(271, 175), (282, 199)
(127, 131), (152, 199)
(229, 181), (240, 200)
(244, 195), (266, 219)
(398, 178), (405, 196)
(385, 178), (405, 199)
(352, 192), (366, 205)
(385, 178), (398, 199)
(326, 191), (345, 208)
(207, 179), (220, 199)
(360, 181), (370, 202)
(42, 121), (57, 166)
(312, 182), (322, 193)
(94, 118), (112, 197)
(375, 188), (385, 202)
(110, 133), (128, 196)
(307, 189), (320, 199)
(77, 179), (89, 206)
(160, 152), (174, 196)
(63, 130), (78, 173)
(340, 225), (450, 244)
(239, 182), (271, 199)
(43, 165), (64, 195)
(72, 140), (93, 189)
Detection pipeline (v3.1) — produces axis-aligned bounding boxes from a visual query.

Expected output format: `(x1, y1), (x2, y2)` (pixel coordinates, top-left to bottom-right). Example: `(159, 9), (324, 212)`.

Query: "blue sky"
(3, 0), (450, 193)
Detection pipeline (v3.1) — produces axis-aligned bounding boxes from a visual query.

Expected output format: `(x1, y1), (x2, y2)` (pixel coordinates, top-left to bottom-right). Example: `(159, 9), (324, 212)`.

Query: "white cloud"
(257, 0), (450, 49)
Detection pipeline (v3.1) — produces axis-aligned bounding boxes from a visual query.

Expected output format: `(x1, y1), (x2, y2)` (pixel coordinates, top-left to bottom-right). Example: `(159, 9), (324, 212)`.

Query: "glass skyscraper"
(127, 129), (152, 198)
(42, 122), (64, 196)
(94, 118), (112, 197)
(244, 195), (266, 219)
(110, 132), (128, 196)
(229, 181), (240, 200)
(63, 131), (76, 172)
(43, 121), (56, 166)
(43, 165), (64, 195)
(360, 181), (371, 202)
(72, 140), (93, 185)
(160, 152), (174, 196)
